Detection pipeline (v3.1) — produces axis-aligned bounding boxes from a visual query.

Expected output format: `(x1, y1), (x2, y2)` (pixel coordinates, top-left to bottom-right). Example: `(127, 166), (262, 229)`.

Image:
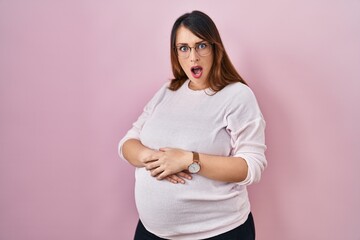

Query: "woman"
(118, 10), (266, 240)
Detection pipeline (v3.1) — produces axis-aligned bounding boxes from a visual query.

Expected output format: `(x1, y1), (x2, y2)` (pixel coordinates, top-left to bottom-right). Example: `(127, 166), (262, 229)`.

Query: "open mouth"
(191, 66), (203, 78)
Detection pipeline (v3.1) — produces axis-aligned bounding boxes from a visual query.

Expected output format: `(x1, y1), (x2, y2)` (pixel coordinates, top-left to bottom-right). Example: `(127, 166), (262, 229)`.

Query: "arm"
(122, 139), (157, 168)
(122, 139), (192, 183)
(145, 148), (248, 182)
(195, 154), (248, 182)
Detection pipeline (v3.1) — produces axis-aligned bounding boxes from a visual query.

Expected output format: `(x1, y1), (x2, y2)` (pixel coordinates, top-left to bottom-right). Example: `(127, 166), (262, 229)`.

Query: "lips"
(190, 66), (203, 78)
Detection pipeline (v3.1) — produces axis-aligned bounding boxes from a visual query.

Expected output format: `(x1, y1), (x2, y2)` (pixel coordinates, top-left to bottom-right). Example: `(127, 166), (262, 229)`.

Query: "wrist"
(183, 151), (193, 170)
(186, 151), (201, 174)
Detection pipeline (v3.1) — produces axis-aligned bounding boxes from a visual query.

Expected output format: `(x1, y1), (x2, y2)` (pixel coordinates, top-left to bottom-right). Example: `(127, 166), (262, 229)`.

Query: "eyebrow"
(175, 40), (207, 46)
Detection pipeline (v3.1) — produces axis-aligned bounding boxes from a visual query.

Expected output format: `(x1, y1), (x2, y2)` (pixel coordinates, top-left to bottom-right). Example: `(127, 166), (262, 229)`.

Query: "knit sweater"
(118, 80), (267, 239)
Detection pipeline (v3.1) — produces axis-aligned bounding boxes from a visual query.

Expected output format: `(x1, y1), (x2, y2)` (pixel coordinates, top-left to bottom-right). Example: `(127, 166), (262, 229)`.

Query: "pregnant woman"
(118, 10), (267, 240)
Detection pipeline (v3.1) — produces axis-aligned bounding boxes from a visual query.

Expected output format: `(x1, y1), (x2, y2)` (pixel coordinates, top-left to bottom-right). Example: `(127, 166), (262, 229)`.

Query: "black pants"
(134, 212), (255, 240)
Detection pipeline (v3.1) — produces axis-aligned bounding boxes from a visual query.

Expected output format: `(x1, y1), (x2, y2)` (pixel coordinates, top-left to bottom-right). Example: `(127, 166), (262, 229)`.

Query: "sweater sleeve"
(226, 86), (267, 185)
(118, 83), (168, 161)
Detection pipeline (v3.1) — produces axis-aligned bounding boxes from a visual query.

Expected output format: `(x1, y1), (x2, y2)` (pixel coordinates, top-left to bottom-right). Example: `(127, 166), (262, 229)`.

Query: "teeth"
(191, 67), (202, 75)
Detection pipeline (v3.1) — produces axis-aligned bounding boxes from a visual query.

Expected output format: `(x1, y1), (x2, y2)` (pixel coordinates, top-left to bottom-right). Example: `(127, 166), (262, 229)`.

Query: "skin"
(176, 25), (214, 90)
(121, 26), (249, 183)
(122, 139), (192, 184)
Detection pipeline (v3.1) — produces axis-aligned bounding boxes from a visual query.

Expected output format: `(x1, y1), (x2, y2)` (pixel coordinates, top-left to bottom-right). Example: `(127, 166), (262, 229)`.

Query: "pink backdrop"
(1, 1), (359, 239)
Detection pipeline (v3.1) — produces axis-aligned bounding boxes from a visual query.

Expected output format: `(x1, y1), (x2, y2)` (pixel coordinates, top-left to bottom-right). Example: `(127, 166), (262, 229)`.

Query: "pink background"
(1, 1), (359, 239)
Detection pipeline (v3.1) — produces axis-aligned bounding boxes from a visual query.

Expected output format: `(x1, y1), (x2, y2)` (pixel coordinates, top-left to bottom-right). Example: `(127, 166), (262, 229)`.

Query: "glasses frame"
(174, 42), (213, 59)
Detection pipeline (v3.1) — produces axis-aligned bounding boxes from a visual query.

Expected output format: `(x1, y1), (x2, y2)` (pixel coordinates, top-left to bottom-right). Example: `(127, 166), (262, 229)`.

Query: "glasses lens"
(196, 43), (211, 56)
(176, 46), (189, 58)
(175, 43), (212, 58)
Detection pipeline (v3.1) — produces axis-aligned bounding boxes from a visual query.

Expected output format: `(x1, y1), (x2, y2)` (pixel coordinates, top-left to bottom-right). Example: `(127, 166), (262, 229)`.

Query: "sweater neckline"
(185, 80), (215, 95)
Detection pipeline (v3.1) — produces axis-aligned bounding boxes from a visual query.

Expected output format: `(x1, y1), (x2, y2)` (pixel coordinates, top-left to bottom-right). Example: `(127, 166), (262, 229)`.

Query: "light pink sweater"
(118, 80), (267, 239)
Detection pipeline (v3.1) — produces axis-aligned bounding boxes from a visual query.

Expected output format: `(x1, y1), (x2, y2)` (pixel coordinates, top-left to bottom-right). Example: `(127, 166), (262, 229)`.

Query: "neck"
(188, 80), (208, 90)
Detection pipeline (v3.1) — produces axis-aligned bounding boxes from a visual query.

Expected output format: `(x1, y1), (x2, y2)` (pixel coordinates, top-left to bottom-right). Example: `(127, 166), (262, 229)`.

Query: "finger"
(170, 174), (185, 184)
(142, 151), (164, 163)
(157, 170), (171, 180)
(150, 167), (163, 177)
(166, 176), (178, 184)
(145, 152), (165, 163)
(145, 161), (160, 170)
(177, 171), (192, 180)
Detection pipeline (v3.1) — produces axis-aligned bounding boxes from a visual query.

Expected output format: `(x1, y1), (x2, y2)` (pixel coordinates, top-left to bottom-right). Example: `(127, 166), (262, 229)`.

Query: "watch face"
(189, 163), (200, 173)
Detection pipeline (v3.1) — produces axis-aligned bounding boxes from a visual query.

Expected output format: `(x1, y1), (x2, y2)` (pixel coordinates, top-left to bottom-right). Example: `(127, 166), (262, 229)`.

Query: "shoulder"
(144, 81), (171, 108)
(152, 81), (171, 98)
(223, 82), (253, 94)
(220, 82), (264, 120)
(157, 81), (171, 92)
(220, 82), (257, 104)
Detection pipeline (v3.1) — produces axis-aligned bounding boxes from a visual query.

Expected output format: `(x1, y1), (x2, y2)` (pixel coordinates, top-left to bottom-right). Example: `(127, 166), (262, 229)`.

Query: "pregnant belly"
(134, 168), (243, 234)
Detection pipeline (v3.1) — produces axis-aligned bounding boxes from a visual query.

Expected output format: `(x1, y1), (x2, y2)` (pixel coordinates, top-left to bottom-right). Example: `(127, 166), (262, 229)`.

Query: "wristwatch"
(188, 151), (201, 174)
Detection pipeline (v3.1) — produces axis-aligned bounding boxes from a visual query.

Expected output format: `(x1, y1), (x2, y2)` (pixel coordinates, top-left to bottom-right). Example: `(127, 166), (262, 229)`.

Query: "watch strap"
(192, 151), (200, 163)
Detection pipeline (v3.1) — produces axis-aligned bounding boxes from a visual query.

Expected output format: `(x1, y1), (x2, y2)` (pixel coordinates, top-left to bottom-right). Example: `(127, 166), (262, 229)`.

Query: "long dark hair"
(169, 10), (247, 91)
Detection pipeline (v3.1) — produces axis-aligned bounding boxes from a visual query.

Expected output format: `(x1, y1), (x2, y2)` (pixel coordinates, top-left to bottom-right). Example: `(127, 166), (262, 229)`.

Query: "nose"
(189, 47), (199, 62)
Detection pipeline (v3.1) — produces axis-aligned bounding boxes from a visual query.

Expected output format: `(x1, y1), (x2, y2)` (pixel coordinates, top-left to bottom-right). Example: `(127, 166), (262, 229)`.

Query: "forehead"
(175, 25), (203, 44)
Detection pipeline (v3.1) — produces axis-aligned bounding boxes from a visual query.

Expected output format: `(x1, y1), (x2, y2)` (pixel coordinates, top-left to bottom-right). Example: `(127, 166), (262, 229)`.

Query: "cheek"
(209, 55), (214, 66)
(205, 57), (214, 72)
(178, 59), (188, 72)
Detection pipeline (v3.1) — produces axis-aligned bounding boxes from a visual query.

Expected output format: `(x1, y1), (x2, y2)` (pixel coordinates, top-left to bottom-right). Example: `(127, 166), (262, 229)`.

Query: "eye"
(197, 43), (207, 49)
(178, 46), (189, 52)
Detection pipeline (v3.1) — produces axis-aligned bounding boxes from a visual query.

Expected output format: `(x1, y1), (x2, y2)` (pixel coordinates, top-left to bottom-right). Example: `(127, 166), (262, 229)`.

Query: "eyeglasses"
(175, 42), (212, 58)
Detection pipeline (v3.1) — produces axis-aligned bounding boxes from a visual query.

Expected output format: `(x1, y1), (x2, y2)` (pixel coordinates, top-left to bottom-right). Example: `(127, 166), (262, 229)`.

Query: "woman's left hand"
(165, 171), (192, 184)
(144, 147), (192, 180)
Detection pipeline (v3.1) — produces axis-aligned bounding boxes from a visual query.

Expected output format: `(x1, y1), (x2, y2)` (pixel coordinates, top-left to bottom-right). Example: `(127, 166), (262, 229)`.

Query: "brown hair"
(169, 10), (247, 92)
